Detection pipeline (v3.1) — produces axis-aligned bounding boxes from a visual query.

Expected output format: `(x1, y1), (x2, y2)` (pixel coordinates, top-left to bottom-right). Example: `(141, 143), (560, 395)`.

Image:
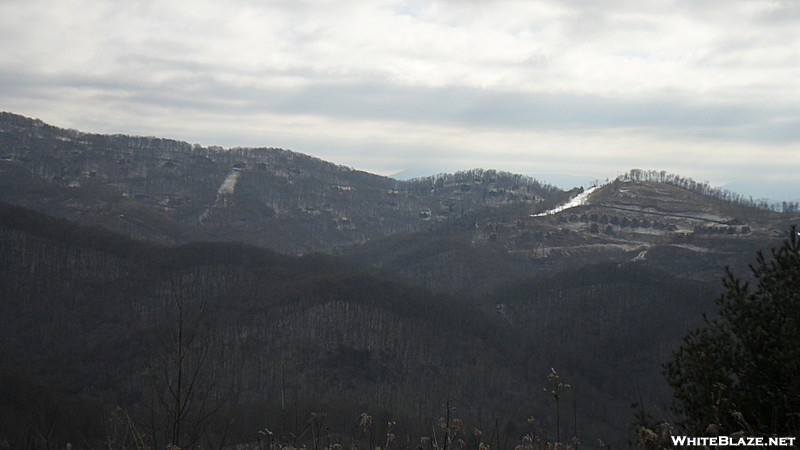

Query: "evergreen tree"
(665, 226), (800, 435)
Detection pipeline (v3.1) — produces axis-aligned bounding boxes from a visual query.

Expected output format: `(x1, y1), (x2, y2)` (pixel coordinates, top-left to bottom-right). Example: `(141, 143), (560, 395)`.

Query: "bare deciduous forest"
(1, 113), (798, 448)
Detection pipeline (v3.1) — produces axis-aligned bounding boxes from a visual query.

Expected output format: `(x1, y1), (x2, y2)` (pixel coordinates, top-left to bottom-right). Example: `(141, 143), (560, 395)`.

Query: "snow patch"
(670, 244), (713, 253)
(632, 248), (649, 261)
(217, 170), (240, 195)
(532, 185), (600, 217)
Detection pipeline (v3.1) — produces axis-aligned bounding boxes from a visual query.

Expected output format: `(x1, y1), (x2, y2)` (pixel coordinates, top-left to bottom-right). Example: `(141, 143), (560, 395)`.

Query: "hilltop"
(344, 174), (796, 293)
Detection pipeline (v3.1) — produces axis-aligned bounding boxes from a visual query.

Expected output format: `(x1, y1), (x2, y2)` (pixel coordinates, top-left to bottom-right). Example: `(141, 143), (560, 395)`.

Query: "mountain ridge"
(0, 112), (562, 254)
(2, 111), (799, 447)
(4, 111), (794, 260)
(343, 176), (797, 294)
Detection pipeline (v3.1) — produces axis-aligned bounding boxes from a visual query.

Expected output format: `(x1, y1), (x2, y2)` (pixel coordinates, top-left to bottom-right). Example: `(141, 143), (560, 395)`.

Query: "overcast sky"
(2, 0), (798, 200)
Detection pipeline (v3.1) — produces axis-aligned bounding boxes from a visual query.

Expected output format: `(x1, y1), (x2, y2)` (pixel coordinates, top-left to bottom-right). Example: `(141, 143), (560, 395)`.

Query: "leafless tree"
(145, 271), (229, 449)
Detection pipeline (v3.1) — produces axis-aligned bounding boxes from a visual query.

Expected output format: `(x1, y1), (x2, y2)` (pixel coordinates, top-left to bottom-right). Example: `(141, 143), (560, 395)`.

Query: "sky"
(2, 0), (799, 201)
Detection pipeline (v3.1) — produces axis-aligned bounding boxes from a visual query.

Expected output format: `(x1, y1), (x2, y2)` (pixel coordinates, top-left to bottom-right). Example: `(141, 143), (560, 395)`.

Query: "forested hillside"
(344, 177), (794, 294)
(0, 112), (562, 254)
(2, 114), (798, 449)
(3, 199), (778, 448)
(0, 203), (543, 448)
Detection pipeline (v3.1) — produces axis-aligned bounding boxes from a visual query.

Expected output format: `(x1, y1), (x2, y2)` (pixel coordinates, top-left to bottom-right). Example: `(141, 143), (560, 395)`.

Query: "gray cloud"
(38, 70), (796, 143)
(2, 0), (799, 201)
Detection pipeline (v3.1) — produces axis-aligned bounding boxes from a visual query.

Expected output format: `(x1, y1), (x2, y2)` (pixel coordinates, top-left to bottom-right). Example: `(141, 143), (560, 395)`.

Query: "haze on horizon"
(1, 0), (798, 201)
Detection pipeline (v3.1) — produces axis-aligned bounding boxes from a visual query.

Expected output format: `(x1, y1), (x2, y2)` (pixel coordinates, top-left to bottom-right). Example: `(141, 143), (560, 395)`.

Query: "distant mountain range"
(1, 112), (798, 448)
(0, 112), (562, 254)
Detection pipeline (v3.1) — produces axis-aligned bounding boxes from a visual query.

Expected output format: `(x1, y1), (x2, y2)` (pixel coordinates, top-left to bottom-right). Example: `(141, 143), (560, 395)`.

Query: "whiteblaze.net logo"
(670, 435), (796, 447)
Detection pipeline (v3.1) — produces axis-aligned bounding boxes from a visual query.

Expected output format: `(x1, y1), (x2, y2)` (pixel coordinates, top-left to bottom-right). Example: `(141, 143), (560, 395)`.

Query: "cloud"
(1, 0), (799, 200)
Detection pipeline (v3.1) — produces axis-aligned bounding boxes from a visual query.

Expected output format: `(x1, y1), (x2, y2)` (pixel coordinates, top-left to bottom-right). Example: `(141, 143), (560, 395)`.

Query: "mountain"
(0, 112), (562, 254)
(344, 174), (797, 294)
(2, 199), (775, 448)
(0, 202), (539, 447)
(2, 112), (798, 448)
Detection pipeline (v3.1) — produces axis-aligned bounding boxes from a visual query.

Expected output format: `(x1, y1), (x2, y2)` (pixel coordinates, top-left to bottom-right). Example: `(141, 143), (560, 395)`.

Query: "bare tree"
(145, 271), (228, 449)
